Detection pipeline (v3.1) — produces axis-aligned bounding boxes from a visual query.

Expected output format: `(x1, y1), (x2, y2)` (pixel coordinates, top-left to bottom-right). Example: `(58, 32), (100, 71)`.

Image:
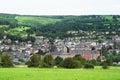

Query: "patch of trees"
(0, 15), (18, 28)
(6, 34), (35, 43)
(0, 52), (116, 69)
(38, 15), (120, 33)
(28, 54), (95, 69)
(27, 53), (119, 69)
(28, 54), (54, 68)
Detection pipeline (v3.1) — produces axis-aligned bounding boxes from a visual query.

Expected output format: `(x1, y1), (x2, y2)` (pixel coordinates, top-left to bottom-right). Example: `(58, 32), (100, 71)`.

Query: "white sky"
(0, 0), (120, 15)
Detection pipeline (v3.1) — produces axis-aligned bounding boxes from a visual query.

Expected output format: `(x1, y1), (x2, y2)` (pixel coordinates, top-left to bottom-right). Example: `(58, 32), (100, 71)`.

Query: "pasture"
(8, 26), (30, 37)
(15, 16), (61, 25)
(0, 66), (120, 80)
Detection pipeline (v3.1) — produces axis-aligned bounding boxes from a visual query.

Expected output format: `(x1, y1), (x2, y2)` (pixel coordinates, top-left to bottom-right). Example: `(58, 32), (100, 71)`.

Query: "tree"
(28, 54), (41, 67)
(62, 57), (81, 68)
(43, 54), (54, 68)
(73, 55), (86, 65)
(54, 56), (63, 67)
(1, 54), (13, 67)
(101, 46), (108, 57)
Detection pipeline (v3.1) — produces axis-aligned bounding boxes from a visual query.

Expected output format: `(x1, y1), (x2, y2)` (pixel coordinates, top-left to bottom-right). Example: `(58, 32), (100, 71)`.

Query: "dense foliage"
(42, 54), (54, 68)
(73, 55), (86, 66)
(62, 57), (81, 68)
(1, 54), (13, 67)
(54, 56), (63, 67)
(84, 63), (94, 69)
(28, 54), (41, 67)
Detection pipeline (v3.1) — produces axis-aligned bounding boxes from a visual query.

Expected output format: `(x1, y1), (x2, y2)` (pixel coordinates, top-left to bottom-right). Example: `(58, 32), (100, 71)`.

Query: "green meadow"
(15, 16), (61, 25)
(0, 66), (120, 80)
(8, 26), (30, 37)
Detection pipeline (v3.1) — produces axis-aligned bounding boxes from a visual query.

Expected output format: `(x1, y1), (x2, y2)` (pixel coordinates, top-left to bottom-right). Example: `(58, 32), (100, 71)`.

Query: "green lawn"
(0, 67), (120, 80)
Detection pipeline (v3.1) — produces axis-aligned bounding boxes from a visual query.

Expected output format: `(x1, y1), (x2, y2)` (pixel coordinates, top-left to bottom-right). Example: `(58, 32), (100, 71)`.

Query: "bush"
(102, 65), (109, 69)
(63, 57), (81, 68)
(84, 63), (94, 69)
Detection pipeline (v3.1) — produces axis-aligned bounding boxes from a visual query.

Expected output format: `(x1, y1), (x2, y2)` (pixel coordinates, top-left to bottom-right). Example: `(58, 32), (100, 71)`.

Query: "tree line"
(0, 53), (114, 69)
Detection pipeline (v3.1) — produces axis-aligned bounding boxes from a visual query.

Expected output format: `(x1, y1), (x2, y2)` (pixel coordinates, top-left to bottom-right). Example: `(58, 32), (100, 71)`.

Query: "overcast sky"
(0, 0), (120, 15)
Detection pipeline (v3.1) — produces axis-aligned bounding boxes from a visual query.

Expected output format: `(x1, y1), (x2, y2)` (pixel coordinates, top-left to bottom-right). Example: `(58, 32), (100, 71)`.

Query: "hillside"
(0, 13), (120, 41)
(15, 16), (62, 26)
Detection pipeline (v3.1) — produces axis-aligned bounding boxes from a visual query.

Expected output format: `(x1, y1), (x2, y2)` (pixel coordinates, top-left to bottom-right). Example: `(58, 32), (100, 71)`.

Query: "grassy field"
(15, 16), (61, 25)
(0, 67), (120, 80)
(8, 26), (30, 37)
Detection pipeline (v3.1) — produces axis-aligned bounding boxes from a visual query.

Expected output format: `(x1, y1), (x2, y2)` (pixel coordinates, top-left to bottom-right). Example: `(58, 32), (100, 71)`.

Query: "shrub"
(84, 63), (94, 69)
(102, 65), (109, 69)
